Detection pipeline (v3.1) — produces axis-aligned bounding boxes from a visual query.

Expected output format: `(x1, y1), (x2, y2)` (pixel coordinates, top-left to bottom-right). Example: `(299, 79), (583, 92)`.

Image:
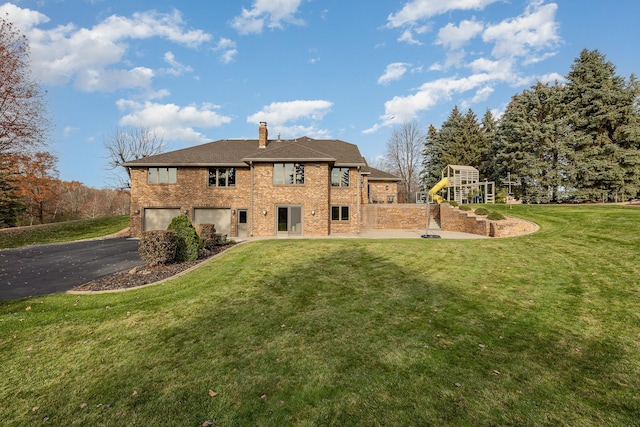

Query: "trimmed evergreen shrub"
(487, 211), (506, 221)
(139, 230), (177, 265)
(448, 201), (459, 207)
(197, 223), (218, 250)
(167, 215), (201, 262)
(459, 205), (473, 211)
(474, 207), (490, 216)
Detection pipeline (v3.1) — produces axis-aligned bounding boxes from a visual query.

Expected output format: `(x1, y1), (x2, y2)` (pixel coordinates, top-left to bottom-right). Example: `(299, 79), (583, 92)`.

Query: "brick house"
(124, 122), (401, 238)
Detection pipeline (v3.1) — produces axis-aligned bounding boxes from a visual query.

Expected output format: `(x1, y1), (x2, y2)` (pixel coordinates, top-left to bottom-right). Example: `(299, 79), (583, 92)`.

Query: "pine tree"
(564, 49), (640, 201)
(479, 109), (498, 180)
(0, 160), (24, 227)
(420, 124), (440, 190)
(494, 82), (569, 202)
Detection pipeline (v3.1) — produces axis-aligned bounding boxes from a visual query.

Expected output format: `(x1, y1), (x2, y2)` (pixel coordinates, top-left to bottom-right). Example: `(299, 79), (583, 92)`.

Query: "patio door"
(277, 205), (302, 236)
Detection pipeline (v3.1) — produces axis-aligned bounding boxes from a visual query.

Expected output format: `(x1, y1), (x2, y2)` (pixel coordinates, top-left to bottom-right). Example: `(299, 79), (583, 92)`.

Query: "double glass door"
(277, 205), (302, 236)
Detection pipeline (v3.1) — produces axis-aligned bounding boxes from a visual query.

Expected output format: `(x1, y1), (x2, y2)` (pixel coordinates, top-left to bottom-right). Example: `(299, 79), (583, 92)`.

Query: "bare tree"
(104, 126), (164, 188)
(384, 120), (425, 203)
(0, 14), (48, 156)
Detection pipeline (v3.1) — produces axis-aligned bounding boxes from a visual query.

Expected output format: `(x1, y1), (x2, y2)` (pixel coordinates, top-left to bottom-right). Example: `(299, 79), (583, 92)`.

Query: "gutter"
(250, 161), (254, 237)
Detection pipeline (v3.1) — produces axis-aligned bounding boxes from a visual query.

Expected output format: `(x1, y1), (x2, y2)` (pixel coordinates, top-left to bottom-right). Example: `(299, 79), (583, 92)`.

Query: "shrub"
(139, 230), (178, 265)
(487, 211), (506, 221)
(197, 223), (219, 250)
(448, 201), (459, 207)
(167, 215), (201, 262)
(459, 205), (473, 211)
(474, 207), (490, 216)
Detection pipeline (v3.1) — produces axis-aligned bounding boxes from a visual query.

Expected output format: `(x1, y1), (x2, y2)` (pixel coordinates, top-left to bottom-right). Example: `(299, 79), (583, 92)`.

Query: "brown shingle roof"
(362, 165), (402, 181)
(123, 136), (367, 167)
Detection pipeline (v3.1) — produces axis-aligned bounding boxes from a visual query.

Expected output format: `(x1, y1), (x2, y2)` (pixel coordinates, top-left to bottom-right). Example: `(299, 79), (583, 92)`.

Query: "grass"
(1, 205), (639, 425)
(0, 216), (129, 249)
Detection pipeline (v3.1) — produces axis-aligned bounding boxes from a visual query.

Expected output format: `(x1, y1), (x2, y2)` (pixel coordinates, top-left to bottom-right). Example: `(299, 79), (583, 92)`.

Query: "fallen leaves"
(208, 390), (217, 398)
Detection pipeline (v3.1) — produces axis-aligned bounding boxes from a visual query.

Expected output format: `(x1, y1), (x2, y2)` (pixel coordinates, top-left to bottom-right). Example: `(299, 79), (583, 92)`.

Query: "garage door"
(193, 208), (231, 236)
(143, 208), (181, 231)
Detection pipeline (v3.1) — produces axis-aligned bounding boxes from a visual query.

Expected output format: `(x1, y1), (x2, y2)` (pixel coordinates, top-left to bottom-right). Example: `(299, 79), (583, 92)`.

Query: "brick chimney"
(259, 121), (268, 148)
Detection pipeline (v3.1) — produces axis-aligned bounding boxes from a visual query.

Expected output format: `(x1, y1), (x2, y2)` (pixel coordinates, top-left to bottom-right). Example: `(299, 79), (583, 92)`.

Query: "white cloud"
(162, 51), (194, 76)
(247, 100), (333, 139)
(75, 67), (155, 92)
(364, 73), (496, 133)
(213, 38), (238, 64)
(461, 85), (494, 109)
(378, 63), (411, 85)
(116, 100), (232, 144)
(230, 0), (305, 35)
(387, 0), (499, 28)
(482, 2), (559, 59)
(1, 4), (211, 91)
(436, 19), (484, 50)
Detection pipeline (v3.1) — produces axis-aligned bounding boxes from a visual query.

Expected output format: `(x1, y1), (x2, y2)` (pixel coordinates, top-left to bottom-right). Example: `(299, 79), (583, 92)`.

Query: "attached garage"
(143, 208), (181, 231)
(193, 208), (231, 236)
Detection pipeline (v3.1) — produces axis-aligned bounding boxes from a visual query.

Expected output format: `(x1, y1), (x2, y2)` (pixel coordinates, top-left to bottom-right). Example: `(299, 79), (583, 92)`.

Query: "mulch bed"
(72, 243), (237, 292)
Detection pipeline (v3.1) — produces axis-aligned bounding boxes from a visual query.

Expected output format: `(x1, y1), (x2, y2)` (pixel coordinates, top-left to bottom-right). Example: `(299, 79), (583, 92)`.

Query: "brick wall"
(129, 167), (251, 237)
(252, 162), (332, 236)
(368, 181), (398, 204)
(439, 203), (489, 235)
(361, 204), (437, 230)
(129, 164), (396, 238)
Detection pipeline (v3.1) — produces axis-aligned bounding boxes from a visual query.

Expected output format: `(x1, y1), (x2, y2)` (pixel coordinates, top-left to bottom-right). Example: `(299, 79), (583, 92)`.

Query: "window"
(274, 163), (305, 185)
(208, 168), (236, 187)
(331, 205), (350, 221)
(331, 167), (350, 187)
(148, 167), (177, 184)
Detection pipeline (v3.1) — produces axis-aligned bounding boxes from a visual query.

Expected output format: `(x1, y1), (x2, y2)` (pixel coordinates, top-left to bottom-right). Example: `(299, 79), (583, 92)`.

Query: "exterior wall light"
(134, 209), (140, 214)
(262, 209), (267, 216)
(311, 210), (316, 216)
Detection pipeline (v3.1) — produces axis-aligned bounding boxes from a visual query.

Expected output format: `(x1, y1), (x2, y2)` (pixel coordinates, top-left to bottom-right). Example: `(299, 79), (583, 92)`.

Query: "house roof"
(362, 166), (403, 182)
(123, 136), (367, 168)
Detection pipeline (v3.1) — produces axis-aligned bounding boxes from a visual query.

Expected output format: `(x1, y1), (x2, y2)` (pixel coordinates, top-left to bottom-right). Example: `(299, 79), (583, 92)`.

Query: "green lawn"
(0, 216), (130, 249)
(1, 205), (639, 426)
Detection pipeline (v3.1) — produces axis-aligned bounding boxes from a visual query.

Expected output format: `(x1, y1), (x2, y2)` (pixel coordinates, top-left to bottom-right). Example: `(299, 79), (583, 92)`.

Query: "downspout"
(357, 165), (361, 235)
(250, 161), (254, 237)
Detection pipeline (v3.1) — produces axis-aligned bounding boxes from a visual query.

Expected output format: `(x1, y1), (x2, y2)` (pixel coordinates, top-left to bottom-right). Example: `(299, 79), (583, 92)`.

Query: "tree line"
(386, 49), (639, 203)
(0, 14), (131, 228)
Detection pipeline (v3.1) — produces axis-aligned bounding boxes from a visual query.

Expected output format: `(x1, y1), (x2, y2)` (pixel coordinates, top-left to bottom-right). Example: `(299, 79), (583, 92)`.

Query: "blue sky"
(2, 0), (639, 188)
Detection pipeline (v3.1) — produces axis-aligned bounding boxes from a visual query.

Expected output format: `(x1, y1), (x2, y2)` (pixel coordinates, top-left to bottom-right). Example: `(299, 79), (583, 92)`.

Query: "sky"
(2, 0), (639, 188)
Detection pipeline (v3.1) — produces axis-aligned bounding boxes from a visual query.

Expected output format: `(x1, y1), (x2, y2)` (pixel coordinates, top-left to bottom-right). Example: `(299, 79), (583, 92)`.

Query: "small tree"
(384, 120), (425, 202)
(167, 214), (200, 262)
(104, 126), (164, 189)
(0, 14), (48, 156)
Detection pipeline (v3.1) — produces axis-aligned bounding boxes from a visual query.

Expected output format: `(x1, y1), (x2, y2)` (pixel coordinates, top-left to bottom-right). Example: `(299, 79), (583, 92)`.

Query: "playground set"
(418, 164), (495, 205)
(418, 165), (496, 238)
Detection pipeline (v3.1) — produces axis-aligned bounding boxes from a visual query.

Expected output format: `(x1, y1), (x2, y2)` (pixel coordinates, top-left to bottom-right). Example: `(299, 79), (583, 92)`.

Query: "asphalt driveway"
(0, 238), (142, 300)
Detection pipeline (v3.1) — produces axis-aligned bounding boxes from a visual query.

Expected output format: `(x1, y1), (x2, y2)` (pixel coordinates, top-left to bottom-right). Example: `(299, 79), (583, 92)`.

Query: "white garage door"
(193, 208), (231, 236)
(143, 208), (181, 231)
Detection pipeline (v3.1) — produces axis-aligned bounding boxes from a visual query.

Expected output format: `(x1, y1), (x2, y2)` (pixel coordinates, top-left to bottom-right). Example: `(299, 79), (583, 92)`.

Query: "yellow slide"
(428, 177), (448, 204)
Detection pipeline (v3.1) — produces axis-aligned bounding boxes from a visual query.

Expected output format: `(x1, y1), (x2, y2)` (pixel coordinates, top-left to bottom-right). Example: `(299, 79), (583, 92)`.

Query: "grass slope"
(0, 216), (129, 249)
(1, 205), (639, 426)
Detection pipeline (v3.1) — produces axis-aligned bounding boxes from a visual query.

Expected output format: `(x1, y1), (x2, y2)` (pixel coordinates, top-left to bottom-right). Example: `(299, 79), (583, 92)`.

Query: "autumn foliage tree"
(1, 13), (49, 225)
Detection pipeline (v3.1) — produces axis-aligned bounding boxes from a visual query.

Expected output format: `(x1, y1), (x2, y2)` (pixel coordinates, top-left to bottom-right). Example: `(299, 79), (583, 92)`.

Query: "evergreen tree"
(564, 49), (640, 201)
(479, 109), (498, 180)
(420, 124), (439, 190)
(494, 82), (569, 202)
(0, 160), (24, 227)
